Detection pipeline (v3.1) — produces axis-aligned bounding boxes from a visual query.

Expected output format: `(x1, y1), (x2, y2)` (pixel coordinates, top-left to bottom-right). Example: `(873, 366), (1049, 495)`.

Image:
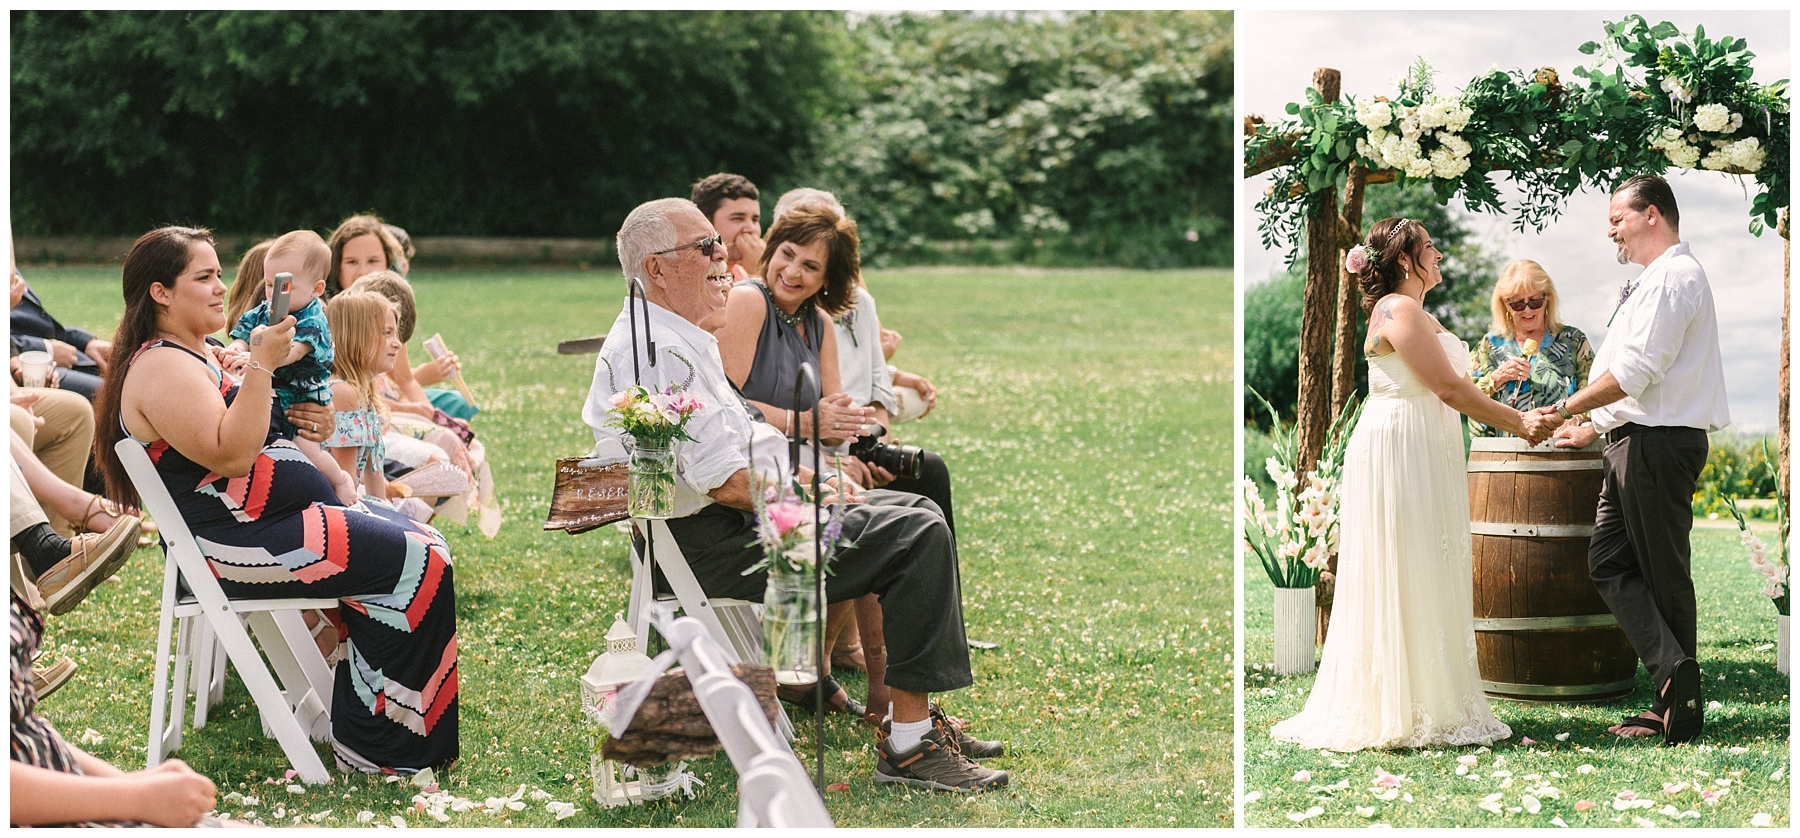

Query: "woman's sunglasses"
(1507, 296), (1546, 312)
(652, 233), (724, 259)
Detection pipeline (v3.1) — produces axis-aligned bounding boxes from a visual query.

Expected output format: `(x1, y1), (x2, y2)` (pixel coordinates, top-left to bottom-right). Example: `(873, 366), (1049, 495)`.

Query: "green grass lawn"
(1241, 520), (1791, 828)
(24, 264), (1232, 827)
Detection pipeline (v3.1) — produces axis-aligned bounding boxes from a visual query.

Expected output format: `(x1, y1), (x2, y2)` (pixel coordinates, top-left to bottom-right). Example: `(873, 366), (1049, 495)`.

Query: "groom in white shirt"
(1535, 174), (1729, 745)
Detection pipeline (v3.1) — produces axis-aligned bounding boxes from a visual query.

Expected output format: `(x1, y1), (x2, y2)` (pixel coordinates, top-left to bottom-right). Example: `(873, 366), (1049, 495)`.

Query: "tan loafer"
(31, 656), (78, 700)
(37, 514), (143, 616)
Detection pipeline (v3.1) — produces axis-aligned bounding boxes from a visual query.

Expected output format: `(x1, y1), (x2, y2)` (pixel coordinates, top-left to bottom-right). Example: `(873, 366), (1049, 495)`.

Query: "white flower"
(1660, 75), (1694, 103)
(1356, 99), (1393, 131)
(1693, 103), (1732, 133)
(1302, 541), (1332, 570)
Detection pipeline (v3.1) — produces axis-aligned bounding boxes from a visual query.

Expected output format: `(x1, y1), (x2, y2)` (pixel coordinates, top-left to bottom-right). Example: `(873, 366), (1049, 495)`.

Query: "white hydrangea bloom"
(1693, 103), (1732, 133)
(1355, 99), (1393, 131)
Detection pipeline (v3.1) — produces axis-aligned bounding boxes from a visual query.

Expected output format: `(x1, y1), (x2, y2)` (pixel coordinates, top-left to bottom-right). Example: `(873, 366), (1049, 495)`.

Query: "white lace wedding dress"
(1271, 332), (1512, 751)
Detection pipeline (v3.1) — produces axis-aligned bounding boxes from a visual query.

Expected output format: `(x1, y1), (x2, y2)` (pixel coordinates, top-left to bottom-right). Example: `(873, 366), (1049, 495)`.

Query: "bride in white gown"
(1271, 217), (1552, 752)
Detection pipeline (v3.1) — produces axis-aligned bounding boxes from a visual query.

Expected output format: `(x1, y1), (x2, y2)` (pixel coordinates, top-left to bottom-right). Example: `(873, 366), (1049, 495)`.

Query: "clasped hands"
(1520, 405), (1598, 449)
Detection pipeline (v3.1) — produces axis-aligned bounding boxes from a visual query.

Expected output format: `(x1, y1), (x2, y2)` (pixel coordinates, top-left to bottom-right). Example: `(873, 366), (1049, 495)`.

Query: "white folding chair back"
(117, 440), (338, 785)
(657, 616), (832, 828)
(625, 518), (792, 739)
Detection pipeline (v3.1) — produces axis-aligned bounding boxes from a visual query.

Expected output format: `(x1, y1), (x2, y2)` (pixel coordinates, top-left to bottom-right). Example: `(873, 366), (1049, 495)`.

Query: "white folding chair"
(116, 440), (338, 785)
(625, 517), (793, 739)
(656, 615), (832, 828)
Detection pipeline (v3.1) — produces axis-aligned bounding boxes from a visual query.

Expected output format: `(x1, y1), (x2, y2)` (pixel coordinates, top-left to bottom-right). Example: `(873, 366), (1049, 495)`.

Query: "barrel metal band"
(1474, 613), (1619, 630)
(1467, 460), (1604, 472)
(1482, 678), (1636, 697)
(1469, 522), (1596, 538)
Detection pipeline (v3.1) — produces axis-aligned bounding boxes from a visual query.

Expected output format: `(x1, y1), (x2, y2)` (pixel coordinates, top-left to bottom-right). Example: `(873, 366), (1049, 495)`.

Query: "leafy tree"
(11, 11), (851, 237)
(797, 10), (1233, 268)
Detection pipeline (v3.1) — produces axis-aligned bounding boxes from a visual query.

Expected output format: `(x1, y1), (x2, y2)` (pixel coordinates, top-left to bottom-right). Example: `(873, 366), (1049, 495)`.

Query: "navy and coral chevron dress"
(133, 341), (458, 773)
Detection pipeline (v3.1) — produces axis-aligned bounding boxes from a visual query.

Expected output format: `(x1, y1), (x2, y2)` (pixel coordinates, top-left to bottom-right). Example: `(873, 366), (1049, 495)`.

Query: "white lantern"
(582, 615), (654, 808)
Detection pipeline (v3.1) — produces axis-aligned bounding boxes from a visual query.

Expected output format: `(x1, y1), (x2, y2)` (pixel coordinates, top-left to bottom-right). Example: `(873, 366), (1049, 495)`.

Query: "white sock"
(888, 718), (932, 752)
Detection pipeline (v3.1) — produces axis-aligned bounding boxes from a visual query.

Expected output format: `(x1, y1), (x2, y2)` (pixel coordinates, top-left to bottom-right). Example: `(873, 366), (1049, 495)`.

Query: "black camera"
(848, 427), (925, 481)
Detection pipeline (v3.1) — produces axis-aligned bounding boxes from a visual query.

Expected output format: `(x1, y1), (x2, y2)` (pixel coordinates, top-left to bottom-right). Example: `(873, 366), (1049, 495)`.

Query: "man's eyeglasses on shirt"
(652, 234), (724, 260)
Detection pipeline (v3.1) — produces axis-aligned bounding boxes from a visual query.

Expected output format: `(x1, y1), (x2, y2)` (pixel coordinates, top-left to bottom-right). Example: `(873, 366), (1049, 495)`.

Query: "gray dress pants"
(1588, 423), (1709, 697)
(658, 489), (973, 695)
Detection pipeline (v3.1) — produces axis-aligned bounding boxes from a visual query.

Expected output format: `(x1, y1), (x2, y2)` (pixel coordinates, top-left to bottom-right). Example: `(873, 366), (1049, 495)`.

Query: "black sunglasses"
(1507, 296), (1546, 312)
(652, 233), (724, 260)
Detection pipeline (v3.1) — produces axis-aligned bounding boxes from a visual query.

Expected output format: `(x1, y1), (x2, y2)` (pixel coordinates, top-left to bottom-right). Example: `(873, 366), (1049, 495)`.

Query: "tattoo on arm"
(1365, 299), (1393, 351)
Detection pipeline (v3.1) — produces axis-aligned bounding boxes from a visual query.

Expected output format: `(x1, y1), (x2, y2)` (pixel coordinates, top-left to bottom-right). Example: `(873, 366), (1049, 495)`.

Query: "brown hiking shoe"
(36, 514), (142, 616)
(875, 726), (1009, 792)
(881, 703), (1006, 760)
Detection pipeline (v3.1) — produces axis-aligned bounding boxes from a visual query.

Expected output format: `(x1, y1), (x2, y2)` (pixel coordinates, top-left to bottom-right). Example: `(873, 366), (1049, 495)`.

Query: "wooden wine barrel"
(1467, 437), (1637, 701)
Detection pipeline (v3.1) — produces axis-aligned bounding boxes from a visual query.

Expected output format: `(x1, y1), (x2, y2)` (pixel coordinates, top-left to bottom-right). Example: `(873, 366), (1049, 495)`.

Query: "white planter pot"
(1273, 586), (1318, 675)
(1779, 614), (1791, 676)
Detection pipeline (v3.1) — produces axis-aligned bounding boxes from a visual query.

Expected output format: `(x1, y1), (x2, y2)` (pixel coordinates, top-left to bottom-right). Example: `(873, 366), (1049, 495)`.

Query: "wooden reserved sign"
(544, 457), (630, 535)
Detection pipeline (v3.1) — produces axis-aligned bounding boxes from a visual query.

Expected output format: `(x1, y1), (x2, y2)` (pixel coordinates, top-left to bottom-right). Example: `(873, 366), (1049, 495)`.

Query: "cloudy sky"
(1239, 10), (1791, 433)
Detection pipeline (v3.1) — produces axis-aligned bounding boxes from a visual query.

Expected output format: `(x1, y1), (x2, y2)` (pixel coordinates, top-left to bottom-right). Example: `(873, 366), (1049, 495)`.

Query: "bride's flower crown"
(1343, 217), (1414, 275)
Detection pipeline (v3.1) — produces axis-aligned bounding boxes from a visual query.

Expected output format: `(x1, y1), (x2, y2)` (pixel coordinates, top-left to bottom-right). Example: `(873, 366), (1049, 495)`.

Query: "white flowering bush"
(1244, 390), (1362, 588)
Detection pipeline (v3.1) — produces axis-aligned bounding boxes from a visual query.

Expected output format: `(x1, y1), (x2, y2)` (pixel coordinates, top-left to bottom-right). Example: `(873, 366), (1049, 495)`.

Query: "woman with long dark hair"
(93, 226), (459, 775)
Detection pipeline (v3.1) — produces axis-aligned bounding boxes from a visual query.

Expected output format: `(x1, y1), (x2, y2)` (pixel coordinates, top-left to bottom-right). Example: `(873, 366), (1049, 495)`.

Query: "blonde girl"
(322, 291), (402, 500)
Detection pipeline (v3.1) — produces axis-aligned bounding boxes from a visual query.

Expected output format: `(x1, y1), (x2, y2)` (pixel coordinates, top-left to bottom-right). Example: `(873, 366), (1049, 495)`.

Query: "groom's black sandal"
(1662, 658), (1703, 746)
(1614, 713), (1663, 736)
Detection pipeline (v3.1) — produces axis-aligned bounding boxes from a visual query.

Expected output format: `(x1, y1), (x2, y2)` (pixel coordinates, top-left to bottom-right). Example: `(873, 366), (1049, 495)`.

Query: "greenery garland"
(1248, 15), (1790, 260)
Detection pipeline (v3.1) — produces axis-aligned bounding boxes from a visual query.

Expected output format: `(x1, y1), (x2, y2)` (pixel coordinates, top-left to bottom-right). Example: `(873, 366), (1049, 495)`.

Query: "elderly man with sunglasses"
(580, 198), (1010, 793)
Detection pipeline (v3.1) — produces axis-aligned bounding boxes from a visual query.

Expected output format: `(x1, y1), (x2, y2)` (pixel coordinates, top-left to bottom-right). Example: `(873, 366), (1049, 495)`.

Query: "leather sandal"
(77, 495), (157, 547)
(776, 675), (872, 725)
(1611, 713), (1664, 737)
(831, 647), (868, 673)
(1662, 658), (1703, 745)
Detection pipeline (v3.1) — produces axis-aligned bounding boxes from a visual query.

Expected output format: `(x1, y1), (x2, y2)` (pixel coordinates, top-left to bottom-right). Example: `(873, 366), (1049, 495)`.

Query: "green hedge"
(11, 10), (1232, 268)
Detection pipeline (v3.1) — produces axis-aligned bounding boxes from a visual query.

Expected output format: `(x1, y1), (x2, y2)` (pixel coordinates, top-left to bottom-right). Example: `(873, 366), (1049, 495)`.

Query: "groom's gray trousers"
(1588, 422), (1709, 697)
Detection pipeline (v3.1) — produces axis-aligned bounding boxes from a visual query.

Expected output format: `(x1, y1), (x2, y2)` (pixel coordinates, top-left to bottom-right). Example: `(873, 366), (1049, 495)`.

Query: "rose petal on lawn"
(1632, 816), (1655, 828)
(1577, 764), (1595, 775)
(547, 801), (579, 821)
(1552, 815), (1569, 827)
(390, 816), (406, 828)
(1374, 788), (1399, 801)
(1729, 747), (1749, 755)
(1707, 700), (1723, 711)
(1523, 794), (1541, 814)
(355, 811), (375, 823)
(1458, 755), (1480, 767)
(1456, 764), (1470, 776)
(1520, 737), (1536, 746)
(1751, 813), (1772, 827)
(827, 782), (850, 793)
(1659, 805), (1680, 817)
(1575, 800), (1595, 812)
(1355, 806), (1377, 818)
(285, 784), (305, 795)
(1617, 790), (1638, 801)
(1373, 768), (1401, 787)
(78, 729), (104, 746)
(308, 810), (331, 822)
(1293, 770), (1311, 782)
(1286, 806), (1325, 822)
(1555, 732), (1571, 741)
(1243, 791), (1263, 805)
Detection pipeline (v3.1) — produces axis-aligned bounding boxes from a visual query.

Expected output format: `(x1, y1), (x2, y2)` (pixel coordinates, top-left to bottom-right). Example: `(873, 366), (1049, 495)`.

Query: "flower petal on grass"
(1293, 770), (1311, 782)
(1520, 737), (1536, 746)
(1575, 800), (1595, 812)
(1458, 755), (1480, 766)
(1555, 733), (1570, 741)
(1355, 806), (1378, 818)
(1577, 764), (1595, 775)
(1552, 815), (1569, 827)
(1729, 747), (1749, 755)
(1523, 794), (1541, 814)
(1751, 813), (1772, 827)
(1286, 806), (1325, 822)
(1242, 791), (1263, 805)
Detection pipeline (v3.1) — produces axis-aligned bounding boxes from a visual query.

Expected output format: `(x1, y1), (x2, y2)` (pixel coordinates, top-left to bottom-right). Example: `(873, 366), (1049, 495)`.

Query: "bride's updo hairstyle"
(1346, 216), (1428, 313)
